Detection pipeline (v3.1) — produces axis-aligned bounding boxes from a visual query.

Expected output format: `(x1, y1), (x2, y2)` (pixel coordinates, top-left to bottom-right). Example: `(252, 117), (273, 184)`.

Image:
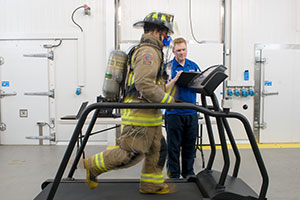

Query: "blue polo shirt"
(166, 58), (201, 115)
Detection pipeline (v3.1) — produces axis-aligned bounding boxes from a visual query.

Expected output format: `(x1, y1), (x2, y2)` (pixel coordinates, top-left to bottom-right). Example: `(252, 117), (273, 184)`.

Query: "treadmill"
(34, 65), (268, 200)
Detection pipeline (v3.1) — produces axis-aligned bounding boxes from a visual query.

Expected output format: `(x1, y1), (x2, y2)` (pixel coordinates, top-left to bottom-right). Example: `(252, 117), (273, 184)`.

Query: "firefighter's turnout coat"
(86, 33), (174, 192)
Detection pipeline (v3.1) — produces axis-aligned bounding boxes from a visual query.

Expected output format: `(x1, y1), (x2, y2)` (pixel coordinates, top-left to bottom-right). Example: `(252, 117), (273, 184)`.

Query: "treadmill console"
(176, 65), (227, 96)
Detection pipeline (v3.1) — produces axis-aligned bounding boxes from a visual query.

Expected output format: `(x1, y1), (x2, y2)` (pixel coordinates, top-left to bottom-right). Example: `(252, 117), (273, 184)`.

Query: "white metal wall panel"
(297, 0), (300, 32)
(119, 0), (221, 43)
(227, 0), (300, 143)
(231, 0), (298, 82)
(0, 0), (115, 145)
(1, 0), (300, 144)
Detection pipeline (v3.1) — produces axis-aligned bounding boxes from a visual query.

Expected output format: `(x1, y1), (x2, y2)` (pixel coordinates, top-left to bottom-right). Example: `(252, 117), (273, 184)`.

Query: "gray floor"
(0, 145), (299, 200)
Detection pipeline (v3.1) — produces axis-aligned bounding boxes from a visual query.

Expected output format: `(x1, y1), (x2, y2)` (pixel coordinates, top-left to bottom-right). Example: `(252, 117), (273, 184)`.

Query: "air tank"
(102, 50), (128, 101)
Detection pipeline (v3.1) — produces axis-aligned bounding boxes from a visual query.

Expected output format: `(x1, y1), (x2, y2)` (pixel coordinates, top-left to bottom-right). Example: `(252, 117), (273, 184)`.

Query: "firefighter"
(84, 12), (175, 194)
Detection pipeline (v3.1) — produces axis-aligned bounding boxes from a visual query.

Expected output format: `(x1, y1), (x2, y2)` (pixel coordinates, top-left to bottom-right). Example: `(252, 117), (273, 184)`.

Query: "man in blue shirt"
(165, 37), (201, 179)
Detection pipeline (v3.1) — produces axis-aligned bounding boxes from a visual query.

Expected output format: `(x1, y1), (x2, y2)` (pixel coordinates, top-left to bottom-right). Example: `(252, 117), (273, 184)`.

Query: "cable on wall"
(189, 0), (204, 44)
(71, 6), (84, 32)
(71, 5), (91, 32)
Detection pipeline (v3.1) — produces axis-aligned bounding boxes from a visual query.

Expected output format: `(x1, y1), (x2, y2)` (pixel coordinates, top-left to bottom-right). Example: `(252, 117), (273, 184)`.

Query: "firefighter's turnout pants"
(86, 125), (167, 192)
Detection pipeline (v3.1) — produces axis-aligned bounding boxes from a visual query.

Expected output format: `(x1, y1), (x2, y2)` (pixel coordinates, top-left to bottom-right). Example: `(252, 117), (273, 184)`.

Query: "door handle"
(23, 51), (53, 60)
(24, 89), (54, 98)
(262, 92), (279, 97)
(0, 91), (17, 98)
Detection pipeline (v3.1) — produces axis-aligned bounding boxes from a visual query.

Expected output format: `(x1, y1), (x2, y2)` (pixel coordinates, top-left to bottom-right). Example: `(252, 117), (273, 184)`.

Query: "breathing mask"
(162, 32), (172, 47)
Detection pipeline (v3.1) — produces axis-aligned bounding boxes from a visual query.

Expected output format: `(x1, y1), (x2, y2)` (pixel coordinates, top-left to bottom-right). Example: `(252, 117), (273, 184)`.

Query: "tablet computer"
(175, 71), (201, 87)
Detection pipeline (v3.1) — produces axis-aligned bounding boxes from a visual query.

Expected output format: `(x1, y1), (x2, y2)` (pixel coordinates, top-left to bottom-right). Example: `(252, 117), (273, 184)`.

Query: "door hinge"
(254, 121), (267, 129)
(255, 57), (266, 64)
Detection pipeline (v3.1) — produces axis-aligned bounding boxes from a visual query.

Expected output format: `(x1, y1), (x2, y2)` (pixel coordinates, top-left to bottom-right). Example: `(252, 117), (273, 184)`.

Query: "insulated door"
(0, 40), (53, 144)
(254, 44), (300, 143)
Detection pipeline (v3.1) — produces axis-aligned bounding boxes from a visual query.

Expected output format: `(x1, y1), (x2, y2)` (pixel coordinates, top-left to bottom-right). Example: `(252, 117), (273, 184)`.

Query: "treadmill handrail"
(46, 102), (268, 200)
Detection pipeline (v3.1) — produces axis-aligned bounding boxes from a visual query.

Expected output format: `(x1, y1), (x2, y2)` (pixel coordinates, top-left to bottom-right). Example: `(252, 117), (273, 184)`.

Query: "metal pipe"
(114, 0), (120, 49)
(38, 124), (43, 145)
(223, 0), (232, 98)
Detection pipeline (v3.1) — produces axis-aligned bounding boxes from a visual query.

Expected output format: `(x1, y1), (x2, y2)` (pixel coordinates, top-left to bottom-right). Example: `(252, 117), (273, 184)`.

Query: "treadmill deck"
(34, 179), (205, 200)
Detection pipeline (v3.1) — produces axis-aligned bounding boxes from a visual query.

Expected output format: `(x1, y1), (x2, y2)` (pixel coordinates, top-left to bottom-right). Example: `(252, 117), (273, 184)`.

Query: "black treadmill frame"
(39, 65), (268, 200)
(41, 102), (268, 200)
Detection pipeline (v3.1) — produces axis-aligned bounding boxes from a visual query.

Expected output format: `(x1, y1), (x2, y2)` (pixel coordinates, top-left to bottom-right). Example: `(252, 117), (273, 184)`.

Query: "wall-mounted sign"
(1, 81), (10, 87)
(264, 81), (272, 86)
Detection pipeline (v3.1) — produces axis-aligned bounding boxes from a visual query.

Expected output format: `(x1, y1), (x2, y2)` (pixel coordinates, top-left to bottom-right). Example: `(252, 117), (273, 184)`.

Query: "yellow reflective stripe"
(95, 152), (108, 172)
(152, 13), (158, 19)
(141, 173), (164, 178)
(123, 96), (133, 117)
(95, 153), (105, 172)
(170, 85), (176, 96)
(128, 72), (134, 86)
(95, 153), (102, 171)
(140, 173), (164, 183)
(130, 52), (136, 69)
(124, 96), (133, 103)
(160, 93), (173, 103)
(160, 93), (169, 103)
(140, 179), (164, 183)
(122, 120), (162, 126)
(160, 93), (168, 103)
(121, 118), (162, 124)
(161, 14), (166, 21)
(153, 80), (163, 85)
(100, 152), (108, 172)
(128, 49), (135, 86)
(121, 114), (163, 126)
(122, 115), (162, 121)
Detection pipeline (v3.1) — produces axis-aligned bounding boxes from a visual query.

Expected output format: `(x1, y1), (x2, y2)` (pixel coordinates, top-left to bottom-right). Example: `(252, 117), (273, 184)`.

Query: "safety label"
(264, 81), (272, 86)
(1, 81), (10, 87)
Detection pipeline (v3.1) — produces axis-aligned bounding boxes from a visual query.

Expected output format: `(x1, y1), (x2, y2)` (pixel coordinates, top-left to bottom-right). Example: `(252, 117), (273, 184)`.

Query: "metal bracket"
(26, 135), (55, 140)
(262, 91), (279, 97)
(254, 121), (267, 129)
(24, 89), (54, 98)
(255, 56), (266, 64)
(26, 121), (55, 145)
(23, 50), (54, 60)
(0, 90), (17, 98)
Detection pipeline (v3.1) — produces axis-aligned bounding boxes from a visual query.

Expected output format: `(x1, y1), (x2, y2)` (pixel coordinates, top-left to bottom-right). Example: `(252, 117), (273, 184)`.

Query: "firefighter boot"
(84, 158), (98, 189)
(140, 183), (174, 194)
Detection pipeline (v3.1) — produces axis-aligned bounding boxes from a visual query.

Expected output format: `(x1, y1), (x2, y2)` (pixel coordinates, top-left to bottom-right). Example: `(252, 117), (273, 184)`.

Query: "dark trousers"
(165, 113), (198, 178)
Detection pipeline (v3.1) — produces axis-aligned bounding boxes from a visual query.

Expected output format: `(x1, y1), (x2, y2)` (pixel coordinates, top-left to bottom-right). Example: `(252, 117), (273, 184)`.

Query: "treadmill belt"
(34, 180), (204, 200)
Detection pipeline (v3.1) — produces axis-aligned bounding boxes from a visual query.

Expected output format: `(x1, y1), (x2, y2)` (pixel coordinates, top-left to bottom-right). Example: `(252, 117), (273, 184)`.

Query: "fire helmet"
(133, 12), (174, 34)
